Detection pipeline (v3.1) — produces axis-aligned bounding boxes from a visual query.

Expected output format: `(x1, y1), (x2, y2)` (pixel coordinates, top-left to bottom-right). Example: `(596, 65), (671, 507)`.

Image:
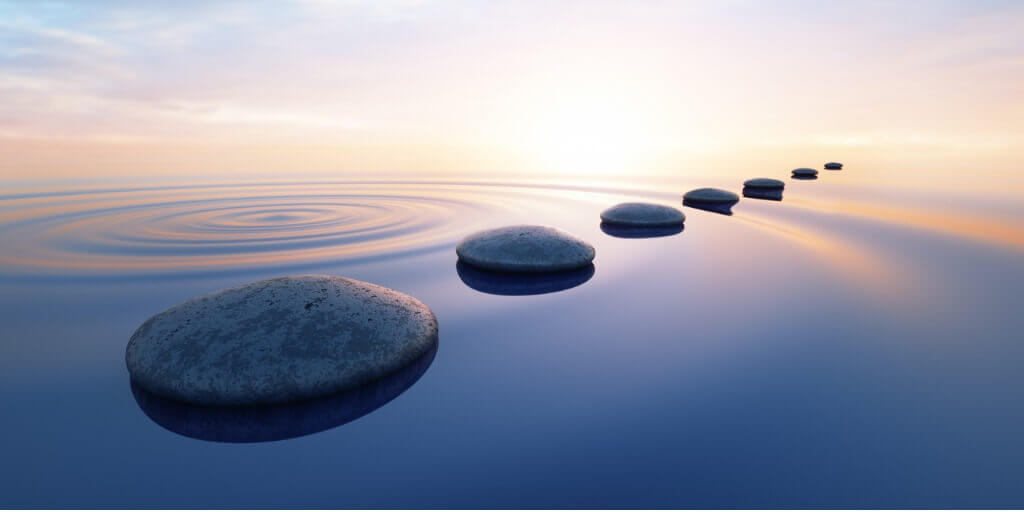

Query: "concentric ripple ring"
(0, 182), (550, 279)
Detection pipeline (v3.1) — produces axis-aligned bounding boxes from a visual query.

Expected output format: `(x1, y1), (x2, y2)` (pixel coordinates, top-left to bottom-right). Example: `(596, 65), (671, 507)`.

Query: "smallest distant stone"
(792, 168), (818, 177)
(824, 162), (843, 170)
(683, 188), (739, 203)
(601, 202), (685, 227)
(743, 178), (785, 190)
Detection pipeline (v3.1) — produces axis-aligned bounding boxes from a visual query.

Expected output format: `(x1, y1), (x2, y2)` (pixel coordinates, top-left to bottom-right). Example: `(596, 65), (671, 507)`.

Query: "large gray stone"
(130, 344), (437, 443)
(456, 225), (595, 272)
(683, 188), (740, 203)
(824, 162), (843, 170)
(792, 167), (819, 177)
(600, 202), (685, 227)
(125, 275), (438, 406)
(743, 178), (785, 190)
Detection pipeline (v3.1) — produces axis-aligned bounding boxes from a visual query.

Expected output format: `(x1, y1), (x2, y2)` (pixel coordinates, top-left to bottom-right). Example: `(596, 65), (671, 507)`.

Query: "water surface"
(1, 172), (1023, 508)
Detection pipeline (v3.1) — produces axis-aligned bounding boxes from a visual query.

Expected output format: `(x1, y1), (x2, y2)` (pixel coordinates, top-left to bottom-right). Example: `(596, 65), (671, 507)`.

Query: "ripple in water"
(4, 179), (1018, 282)
(0, 182), (544, 279)
(0, 180), (655, 280)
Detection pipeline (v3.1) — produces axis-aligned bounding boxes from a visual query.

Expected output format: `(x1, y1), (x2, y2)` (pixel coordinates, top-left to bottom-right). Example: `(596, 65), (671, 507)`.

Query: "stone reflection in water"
(456, 261), (594, 296)
(682, 198), (739, 216)
(682, 188), (740, 216)
(600, 222), (684, 239)
(742, 187), (784, 201)
(130, 342), (437, 443)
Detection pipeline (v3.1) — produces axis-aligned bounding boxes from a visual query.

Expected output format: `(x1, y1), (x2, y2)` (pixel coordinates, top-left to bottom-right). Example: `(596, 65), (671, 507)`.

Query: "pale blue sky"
(1, 0), (1022, 178)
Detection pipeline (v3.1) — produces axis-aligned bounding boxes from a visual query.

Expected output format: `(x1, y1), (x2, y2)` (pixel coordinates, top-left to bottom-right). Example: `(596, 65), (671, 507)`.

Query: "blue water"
(1, 175), (1022, 507)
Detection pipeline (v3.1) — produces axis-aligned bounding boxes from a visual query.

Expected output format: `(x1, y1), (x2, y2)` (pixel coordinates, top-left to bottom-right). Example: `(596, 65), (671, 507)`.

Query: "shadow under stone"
(682, 198), (739, 216)
(742, 187), (784, 201)
(792, 175), (818, 181)
(456, 261), (595, 296)
(600, 222), (684, 239)
(131, 342), (437, 443)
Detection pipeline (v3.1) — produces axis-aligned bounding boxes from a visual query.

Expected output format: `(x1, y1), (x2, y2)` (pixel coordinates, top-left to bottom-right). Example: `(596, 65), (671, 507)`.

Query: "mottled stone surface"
(683, 188), (740, 203)
(824, 162), (843, 170)
(131, 343), (437, 443)
(792, 167), (819, 177)
(456, 225), (595, 272)
(743, 178), (786, 189)
(125, 275), (438, 406)
(600, 202), (685, 227)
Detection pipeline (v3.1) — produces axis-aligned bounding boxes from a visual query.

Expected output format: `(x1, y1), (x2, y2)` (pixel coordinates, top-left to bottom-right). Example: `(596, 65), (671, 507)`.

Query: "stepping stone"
(743, 178), (785, 190)
(824, 162), (843, 170)
(600, 202), (685, 227)
(131, 343), (437, 443)
(683, 188), (740, 203)
(791, 168), (819, 177)
(125, 275), (439, 406)
(682, 188), (740, 215)
(456, 225), (595, 272)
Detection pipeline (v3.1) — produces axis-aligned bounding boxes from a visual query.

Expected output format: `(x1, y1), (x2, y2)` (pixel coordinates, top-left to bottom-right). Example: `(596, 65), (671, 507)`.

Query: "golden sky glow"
(1, 1), (1022, 182)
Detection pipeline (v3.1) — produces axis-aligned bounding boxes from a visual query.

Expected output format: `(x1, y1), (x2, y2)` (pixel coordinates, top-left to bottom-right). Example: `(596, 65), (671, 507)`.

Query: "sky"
(0, 0), (1022, 181)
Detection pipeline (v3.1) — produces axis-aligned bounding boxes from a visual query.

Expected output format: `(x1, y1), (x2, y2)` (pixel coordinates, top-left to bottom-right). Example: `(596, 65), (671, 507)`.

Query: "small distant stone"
(743, 178), (785, 190)
(456, 225), (595, 272)
(126, 275), (438, 406)
(683, 188), (740, 203)
(824, 162), (843, 170)
(600, 202), (685, 227)
(792, 168), (818, 177)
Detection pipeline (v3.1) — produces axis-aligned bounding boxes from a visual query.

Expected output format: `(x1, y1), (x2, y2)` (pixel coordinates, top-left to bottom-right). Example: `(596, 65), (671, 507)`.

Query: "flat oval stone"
(131, 343), (437, 442)
(824, 162), (843, 170)
(125, 275), (438, 406)
(600, 202), (685, 227)
(792, 167), (819, 177)
(743, 178), (785, 189)
(456, 225), (595, 272)
(683, 188), (740, 203)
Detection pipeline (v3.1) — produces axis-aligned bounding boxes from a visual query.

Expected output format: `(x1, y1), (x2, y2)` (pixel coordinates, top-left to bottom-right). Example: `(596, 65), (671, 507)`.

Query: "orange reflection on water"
(733, 212), (912, 299)
(787, 197), (1024, 253)
(0, 182), (512, 275)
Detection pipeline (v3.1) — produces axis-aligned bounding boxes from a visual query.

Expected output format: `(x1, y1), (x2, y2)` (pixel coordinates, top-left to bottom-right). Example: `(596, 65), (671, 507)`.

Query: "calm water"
(1, 172), (1023, 508)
